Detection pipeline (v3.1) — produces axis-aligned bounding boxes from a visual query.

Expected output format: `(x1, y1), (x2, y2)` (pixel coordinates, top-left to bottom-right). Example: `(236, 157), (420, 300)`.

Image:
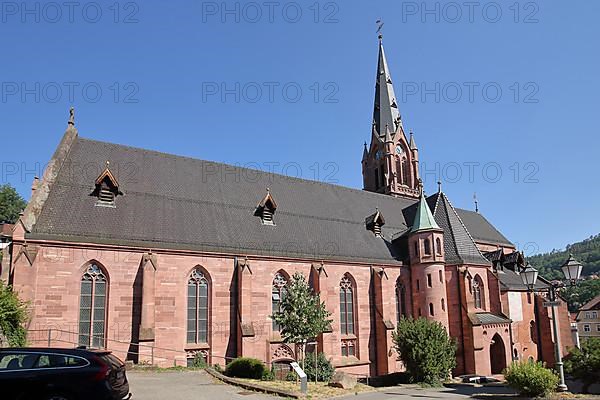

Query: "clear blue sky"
(1, 0), (598, 255)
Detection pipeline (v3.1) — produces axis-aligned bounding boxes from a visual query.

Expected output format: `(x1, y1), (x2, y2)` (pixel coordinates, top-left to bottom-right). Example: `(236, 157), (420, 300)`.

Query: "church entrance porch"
(490, 333), (507, 375)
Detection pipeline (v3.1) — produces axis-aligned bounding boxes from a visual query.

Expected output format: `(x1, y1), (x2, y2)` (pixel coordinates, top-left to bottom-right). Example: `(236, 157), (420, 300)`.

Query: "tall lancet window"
(187, 268), (210, 344)
(272, 272), (288, 331)
(473, 275), (484, 309)
(340, 274), (357, 357)
(395, 279), (407, 322)
(402, 158), (409, 186)
(79, 263), (108, 348)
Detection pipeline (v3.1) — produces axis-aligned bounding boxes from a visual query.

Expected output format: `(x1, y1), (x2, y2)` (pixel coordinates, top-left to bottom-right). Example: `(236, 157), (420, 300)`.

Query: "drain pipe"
(457, 268), (467, 374)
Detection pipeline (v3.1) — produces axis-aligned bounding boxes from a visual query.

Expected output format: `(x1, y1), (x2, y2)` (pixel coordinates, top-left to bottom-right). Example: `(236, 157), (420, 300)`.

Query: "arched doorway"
(490, 334), (507, 375)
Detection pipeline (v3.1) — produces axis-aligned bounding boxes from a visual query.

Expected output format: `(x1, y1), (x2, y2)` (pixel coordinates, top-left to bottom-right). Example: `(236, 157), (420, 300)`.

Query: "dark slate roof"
(29, 136), (515, 265)
(427, 192), (490, 266)
(495, 268), (549, 291)
(468, 312), (511, 326)
(30, 137), (419, 264)
(455, 209), (513, 246)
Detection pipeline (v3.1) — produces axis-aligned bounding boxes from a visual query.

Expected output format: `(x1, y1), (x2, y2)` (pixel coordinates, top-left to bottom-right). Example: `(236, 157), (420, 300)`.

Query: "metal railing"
(26, 329), (233, 367)
(25, 329), (374, 384)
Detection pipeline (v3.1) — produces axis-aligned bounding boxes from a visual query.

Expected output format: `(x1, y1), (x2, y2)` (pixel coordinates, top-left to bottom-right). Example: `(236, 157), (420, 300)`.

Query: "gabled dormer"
(254, 188), (277, 225)
(91, 161), (122, 208)
(365, 208), (385, 237)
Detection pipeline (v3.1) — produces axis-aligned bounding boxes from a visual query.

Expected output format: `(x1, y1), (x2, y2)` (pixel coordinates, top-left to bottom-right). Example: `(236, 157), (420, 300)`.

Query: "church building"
(2, 37), (573, 377)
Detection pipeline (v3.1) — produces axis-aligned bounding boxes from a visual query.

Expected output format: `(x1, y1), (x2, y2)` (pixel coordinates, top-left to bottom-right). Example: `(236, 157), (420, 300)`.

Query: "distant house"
(0, 223), (14, 280)
(576, 294), (600, 342)
(0, 223), (13, 250)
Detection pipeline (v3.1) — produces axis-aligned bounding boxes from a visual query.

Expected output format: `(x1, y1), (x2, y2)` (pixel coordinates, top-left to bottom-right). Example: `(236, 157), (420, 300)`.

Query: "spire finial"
(68, 106), (75, 126)
(437, 181), (442, 193)
(106, 160), (110, 169)
(473, 192), (479, 213)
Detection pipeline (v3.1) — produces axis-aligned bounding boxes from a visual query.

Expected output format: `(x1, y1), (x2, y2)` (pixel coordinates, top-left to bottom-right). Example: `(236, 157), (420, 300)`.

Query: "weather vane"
(376, 19), (384, 39)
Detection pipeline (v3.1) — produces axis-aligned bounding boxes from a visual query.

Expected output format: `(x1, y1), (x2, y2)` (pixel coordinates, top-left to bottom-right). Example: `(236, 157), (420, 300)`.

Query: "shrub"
(190, 353), (207, 368)
(225, 357), (266, 379)
(504, 361), (558, 397)
(285, 371), (297, 381)
(301, 352), (335, 382)
(392, 317), (456, 386)
(261, 367), (275, 381)
(564, 338), (600, 393)
(0, 281), (28, 347)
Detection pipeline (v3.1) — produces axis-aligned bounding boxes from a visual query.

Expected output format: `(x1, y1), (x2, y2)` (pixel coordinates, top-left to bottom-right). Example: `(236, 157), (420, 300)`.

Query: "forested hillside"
(529, 234), (600, 312)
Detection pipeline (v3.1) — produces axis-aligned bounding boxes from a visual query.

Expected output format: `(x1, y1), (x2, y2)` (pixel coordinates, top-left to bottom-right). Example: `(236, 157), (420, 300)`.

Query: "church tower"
(408, 188), (448, 327)
(362, 35), (420, 199)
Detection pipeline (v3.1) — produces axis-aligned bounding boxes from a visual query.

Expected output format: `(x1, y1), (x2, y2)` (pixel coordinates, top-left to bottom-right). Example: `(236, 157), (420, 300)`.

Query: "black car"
(0, 347), (131, 400)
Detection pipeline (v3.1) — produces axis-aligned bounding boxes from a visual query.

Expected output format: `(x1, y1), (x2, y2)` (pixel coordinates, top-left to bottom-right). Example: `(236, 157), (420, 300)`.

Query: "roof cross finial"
(376, 19), (384, 41)
(473, 192), (479, 213)
(437, 180), (442, 193)
(68, 106), (75, 126)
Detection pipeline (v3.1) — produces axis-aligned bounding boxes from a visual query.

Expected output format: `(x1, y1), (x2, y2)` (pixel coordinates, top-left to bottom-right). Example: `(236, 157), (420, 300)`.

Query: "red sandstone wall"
(13, 241), (402, 373)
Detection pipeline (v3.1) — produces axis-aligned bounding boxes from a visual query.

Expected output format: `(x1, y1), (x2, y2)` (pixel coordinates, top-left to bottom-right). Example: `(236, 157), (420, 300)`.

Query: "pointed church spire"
(373, 36), (401, 139)
(411, 186), (440, 233)
(409, 130), (417, 150)
(362, 142), (368, 160)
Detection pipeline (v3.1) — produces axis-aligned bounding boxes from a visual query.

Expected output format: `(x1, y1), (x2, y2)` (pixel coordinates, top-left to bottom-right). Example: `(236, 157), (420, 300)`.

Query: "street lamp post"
(520, 254), (584, 393)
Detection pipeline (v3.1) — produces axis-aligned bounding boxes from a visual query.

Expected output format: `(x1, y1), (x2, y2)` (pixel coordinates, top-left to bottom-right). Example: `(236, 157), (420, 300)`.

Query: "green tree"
(271, 272), (332, 370)
(0, 281), (28, 346)
(393, 317), (456, 386)
(0, 184), (27, 224)
(564, 338), (600, 393)
(562, 279), (600, 312)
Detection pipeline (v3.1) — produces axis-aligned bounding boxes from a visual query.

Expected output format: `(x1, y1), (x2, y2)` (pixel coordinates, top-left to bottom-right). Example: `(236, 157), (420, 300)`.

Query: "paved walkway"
(127, 370), (518, 399)
(127, 370), (277, 400)
(348, 384), (517, 399)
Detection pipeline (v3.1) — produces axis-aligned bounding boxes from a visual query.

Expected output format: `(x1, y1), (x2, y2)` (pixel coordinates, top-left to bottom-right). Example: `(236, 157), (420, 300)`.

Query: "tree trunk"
(301, 341), (307, 371)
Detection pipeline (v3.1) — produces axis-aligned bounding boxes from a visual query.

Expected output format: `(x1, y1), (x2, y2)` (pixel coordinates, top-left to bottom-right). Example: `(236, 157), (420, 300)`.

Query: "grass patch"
(235, 378), (374, 399)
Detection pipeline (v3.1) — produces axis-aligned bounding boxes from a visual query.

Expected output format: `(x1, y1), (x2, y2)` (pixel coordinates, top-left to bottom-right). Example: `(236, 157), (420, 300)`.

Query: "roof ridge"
(440, 192), (489, 264)
(438, 194), (462, 262)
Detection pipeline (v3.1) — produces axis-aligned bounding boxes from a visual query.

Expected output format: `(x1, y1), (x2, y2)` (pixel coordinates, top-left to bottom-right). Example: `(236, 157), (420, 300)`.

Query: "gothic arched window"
(187, 268), (210, 344)
(436, 238), (442, 255)
(424, 238), (432, 255)
(79, 263), (108, 348)
(396, 279), (407, 322)
(340, 274), (357, 357)
(272, 272), (288, 331)
(340, 274), (355, 335)
(402, 158), (409, 186)
(530, 320), (538, 344)
(473, 275), (484, 309)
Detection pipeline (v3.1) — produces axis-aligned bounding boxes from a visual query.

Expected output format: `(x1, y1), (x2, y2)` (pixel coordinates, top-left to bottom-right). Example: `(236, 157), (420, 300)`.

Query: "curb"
(205, 367), (302, 398)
